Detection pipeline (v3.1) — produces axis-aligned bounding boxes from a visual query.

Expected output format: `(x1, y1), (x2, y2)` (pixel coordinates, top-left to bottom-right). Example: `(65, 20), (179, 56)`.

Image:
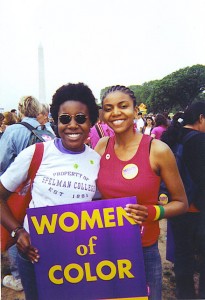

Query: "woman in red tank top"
(95, 85), (188, 300)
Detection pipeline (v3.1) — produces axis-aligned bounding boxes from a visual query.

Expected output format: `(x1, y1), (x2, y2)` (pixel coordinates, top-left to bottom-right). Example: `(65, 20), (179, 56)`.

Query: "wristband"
(147, 205), (165, 221)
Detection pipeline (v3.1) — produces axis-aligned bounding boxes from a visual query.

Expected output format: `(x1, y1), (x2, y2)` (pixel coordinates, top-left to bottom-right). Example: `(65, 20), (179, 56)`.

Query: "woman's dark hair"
(161, 102), (205, 147)
(50, 82), (99, 126)
(101, 85), (137, 107)
(161, 112), (184, 147)
(154, 113), (168, 127)
(183, 101), (205, 125)
(145, 116), (155, 127)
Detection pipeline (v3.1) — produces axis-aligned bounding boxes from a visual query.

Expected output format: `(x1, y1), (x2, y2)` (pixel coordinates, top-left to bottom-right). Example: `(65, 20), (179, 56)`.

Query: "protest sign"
(27, 196), (148, 300)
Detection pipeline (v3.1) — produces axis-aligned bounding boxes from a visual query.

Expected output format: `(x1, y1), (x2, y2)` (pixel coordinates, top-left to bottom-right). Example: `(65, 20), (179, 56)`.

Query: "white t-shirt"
(1, 140), (100, 231)
(144, 127), (152, 135)
(136, 118), (144, 132)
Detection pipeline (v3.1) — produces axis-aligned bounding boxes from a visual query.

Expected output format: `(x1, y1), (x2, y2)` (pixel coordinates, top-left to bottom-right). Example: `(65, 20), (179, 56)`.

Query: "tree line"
(100, 64), (205, 113)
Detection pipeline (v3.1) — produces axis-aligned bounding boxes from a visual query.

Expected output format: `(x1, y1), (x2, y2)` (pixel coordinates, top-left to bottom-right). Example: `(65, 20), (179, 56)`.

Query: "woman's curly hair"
(50, 82), (99, 126)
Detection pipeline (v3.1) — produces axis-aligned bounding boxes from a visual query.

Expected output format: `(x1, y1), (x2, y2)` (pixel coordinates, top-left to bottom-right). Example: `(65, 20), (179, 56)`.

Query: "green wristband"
(158, 205), (165, 220)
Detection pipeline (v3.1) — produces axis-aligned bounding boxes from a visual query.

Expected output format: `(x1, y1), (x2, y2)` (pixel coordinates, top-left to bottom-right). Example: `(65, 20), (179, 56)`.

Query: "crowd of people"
(0, 83), (205, 300)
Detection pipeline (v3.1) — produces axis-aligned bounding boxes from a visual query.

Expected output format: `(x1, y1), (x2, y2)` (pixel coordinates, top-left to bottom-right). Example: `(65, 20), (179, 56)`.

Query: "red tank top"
(97, 135), (161, 247)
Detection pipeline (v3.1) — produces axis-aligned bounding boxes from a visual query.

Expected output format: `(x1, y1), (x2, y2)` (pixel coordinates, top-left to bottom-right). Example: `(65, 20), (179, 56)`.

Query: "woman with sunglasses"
(95, 85), (188, 300)
(0, 82), (100, 300)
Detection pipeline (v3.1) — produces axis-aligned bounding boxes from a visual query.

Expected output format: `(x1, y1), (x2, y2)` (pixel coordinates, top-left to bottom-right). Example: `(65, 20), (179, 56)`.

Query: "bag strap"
(16, 143), (44, 194)
(182, 130), (199, 144)
(95, 123), (105, 138)
(28, 143), (44, 181)
(20, 122), (45, 142)
(21, 143), (44, 204)
(19, 122), (36, 131)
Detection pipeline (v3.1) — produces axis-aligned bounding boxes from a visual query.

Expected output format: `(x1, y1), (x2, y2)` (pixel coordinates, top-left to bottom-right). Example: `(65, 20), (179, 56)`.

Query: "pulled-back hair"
(183, 102), (205, 125)
(101, 85), (137, 107)
(161, 112), (184, 147)
(18, 96), (41, 117)
(50, 82), (99, 126)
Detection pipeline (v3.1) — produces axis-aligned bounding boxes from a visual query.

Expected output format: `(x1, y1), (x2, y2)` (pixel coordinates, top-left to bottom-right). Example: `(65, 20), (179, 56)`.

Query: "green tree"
(149, 64), (205, 112)
(129, 81), (158, 108)
(100, 65), (205, 113)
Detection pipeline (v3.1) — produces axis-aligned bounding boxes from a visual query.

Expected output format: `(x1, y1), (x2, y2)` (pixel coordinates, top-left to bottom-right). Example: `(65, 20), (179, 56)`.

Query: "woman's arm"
(0, 182), (40, 262)
(125, 139), (188, 224)
(0, 183), (19, 232)
(0, 145), (41, 262)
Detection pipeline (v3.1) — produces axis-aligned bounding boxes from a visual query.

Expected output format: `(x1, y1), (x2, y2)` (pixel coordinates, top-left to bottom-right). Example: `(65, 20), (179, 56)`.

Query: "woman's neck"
(115, 130), (141, 148)
(114, 131), (143, 161)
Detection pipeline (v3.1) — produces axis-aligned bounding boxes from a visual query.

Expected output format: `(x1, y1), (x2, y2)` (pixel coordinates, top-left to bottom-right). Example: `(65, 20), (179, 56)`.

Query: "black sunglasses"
(58, 113), (88, 125)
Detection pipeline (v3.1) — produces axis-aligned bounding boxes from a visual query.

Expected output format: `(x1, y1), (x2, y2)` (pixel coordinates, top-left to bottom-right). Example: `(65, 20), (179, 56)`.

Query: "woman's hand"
(16, 229), (40, 263)
(124, 204), (148, 225)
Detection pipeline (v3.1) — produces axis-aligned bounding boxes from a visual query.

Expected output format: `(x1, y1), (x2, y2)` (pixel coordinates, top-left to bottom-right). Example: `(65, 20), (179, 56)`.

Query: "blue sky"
(0, 0), (205, 111)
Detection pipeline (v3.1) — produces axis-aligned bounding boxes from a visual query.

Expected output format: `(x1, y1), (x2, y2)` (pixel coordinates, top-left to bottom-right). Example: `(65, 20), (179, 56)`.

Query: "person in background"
(95, 85), (188, 300)
(0, 113), (5, 139)
(37, 103), (56, 135)
(162, 111), (171, 126)
(3, 111), (18, 126)
(88, 106), (114, 148)
(151, 113), (168, 139)
(11, 108), (17, 115)
(0, 96), (42, 176)
(142, 116), (155, 135)
(135, 111), (145, 133)
(0, 82), (100, 300)
(161, 102), (205, 299)
(0, 96), (42, 292)
(48, 112), (58, 136)
(10, 109), (19, 122)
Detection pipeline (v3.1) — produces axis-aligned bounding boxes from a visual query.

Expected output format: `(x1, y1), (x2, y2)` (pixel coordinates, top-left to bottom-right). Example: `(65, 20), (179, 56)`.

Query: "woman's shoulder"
(94, 136), (111, 156)
(151, 138), (171, 156)
(151, 126), (158, 133)
(85, 144), (101, 159)
(149, 138), (174, 173)
(21, 140), (54, 159)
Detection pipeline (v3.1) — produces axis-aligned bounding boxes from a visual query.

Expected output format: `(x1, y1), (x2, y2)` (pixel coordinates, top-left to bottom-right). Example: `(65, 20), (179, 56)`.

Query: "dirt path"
(159, 219), (176, 300)
(1, 219), (176, 300)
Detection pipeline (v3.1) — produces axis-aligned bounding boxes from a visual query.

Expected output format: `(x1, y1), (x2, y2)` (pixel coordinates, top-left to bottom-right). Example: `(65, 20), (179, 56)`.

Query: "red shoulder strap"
(28, 143), (44, 181)
(15, 143), (44, 193)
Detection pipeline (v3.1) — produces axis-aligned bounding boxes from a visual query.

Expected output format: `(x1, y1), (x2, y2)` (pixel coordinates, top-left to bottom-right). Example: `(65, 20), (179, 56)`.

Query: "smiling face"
(146, 118), (153, 126)
(102, 91), (138, 134)
(58, 100), (91, 151)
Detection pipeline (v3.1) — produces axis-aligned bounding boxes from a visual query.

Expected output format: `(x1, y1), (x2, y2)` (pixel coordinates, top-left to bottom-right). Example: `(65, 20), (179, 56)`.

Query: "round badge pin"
(122, 163), (139, 179)
(159, 193), (168, 205)
(106, 154), (110, 160)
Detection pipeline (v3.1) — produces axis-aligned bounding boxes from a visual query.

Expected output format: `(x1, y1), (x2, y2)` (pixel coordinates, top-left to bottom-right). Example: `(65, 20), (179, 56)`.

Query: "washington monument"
(38, 43), (46, 102)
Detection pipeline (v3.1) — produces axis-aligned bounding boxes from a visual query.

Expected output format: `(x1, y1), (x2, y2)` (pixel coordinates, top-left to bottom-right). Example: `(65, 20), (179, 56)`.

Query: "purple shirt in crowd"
(151, 125), (167, 139)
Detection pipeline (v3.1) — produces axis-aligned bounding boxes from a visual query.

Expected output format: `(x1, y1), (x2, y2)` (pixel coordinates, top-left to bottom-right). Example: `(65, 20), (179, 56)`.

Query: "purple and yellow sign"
(27, 197), (148, 300)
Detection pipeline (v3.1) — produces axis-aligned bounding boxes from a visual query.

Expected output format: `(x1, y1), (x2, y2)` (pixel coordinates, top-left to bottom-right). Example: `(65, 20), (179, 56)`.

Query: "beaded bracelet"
(147, 205), (165, 221)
